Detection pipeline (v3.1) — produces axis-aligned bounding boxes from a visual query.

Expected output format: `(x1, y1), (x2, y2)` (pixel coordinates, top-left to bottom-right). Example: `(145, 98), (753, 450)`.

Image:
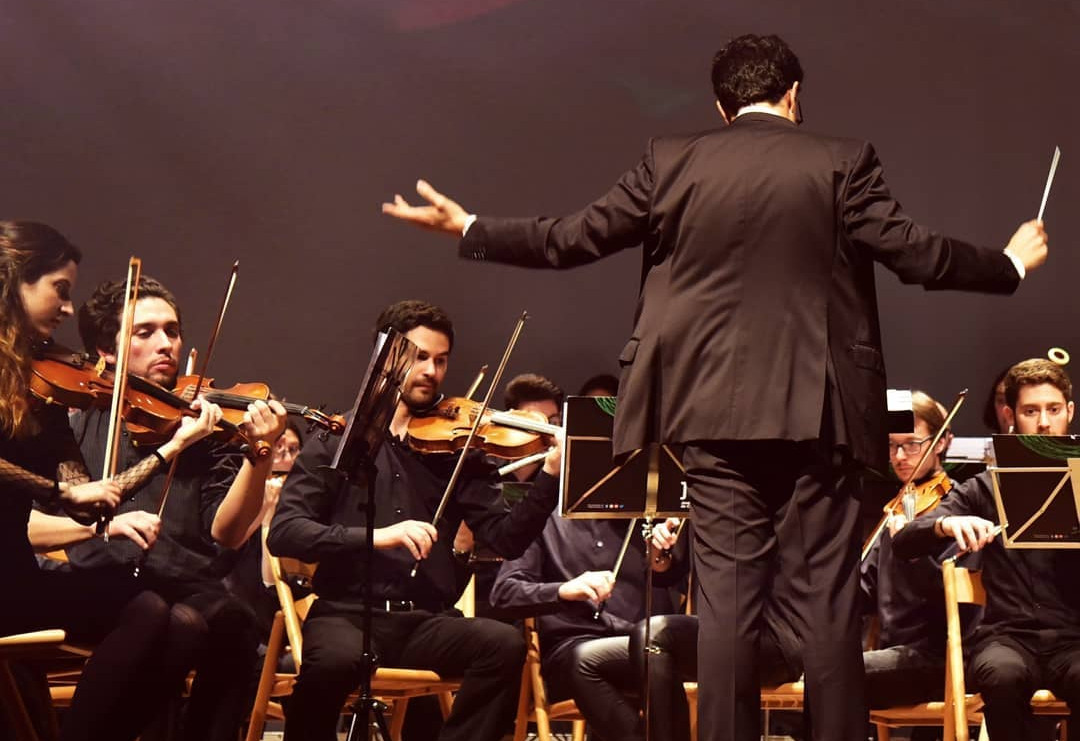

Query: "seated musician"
(31, 275), (287, 741)
(489, 510), (682, 741)
(452, 373), (565, 611)
(266, 300), (561, 741)
(893, 358), (1080, 739)
(860, 390), (962, 717)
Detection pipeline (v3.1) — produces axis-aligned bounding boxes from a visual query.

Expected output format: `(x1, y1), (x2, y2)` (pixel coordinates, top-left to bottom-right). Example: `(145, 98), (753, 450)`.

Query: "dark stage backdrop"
(3, 0), (1077, 438)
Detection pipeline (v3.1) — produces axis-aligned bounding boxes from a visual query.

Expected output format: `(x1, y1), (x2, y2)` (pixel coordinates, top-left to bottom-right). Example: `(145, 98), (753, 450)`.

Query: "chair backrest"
(941, 558), (985, 741)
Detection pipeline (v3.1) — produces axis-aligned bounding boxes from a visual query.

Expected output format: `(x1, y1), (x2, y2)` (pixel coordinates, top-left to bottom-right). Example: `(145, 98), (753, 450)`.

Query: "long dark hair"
(0, 221), (82, 435)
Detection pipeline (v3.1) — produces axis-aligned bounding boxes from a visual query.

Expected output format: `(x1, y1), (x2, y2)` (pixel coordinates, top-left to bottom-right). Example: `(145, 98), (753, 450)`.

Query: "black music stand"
(558, 395), (687, 739)
(989, 434), (1080, 548)
(326, 328), (417, 741)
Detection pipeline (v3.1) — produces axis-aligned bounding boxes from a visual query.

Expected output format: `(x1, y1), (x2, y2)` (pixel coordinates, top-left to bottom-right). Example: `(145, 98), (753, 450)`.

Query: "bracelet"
(151, 450), (167, 467)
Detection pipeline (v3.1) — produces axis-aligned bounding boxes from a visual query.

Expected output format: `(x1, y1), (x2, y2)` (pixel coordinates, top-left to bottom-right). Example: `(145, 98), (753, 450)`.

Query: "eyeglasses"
(888, 436), (932, 456)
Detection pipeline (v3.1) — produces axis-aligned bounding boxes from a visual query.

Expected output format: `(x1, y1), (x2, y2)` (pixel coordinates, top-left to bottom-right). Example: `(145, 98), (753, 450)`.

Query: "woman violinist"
(859, 390), (961, 722)
(0, 221), (226, 741)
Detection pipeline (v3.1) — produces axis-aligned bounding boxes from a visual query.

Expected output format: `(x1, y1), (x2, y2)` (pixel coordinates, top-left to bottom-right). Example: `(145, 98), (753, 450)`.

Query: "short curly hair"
(78, 275), (182, 355)
(711, 34), (803, 116)
(504, 373), (564, 411)
(1003, 358), (1072, 409)
(373, 300), (454, 350)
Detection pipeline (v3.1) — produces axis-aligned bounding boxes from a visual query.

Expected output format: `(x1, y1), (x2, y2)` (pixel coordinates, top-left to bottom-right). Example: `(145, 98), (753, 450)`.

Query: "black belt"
(377, 599), (416, 612)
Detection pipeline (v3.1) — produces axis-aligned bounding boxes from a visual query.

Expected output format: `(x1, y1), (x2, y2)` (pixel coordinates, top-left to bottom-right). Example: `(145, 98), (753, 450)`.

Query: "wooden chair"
(935, 560), (1069, 741)
(511, 617), (586, 741)
(0, 629), (91, 741)
(245, 547), (465, 741)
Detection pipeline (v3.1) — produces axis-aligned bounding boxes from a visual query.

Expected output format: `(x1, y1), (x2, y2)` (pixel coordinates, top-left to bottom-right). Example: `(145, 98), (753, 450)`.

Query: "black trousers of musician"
(7, 569), (203, 741)
(628, 613), (802, 741)
(285, 603), (526, 741)
(543, 635), (643, 741)
(684, 440), (866, 741)
(142, 577), (260, 741)
(969, 631), (1080, 739)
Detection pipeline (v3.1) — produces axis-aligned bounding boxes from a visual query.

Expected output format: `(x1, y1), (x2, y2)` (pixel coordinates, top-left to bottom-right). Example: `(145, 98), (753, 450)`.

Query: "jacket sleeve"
(841, 142), (1020, 294)
(458, 469), (559, 560)
(458, 142), (655, 269)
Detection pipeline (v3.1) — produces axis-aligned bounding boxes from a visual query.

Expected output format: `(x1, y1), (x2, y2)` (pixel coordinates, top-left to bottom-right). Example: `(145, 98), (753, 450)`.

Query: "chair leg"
(245, 613), (286, 741)
(512, 661), (530, 741)
(876, 723), (890, 741)
(388, 698), (408, 741)
(572, 719), (586, 741)
(437, 691), (453, 719)
(0, 660), (42, 741)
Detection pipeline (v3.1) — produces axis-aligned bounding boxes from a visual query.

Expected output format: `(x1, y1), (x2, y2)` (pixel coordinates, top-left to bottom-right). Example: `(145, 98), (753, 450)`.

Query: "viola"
(172, 375), (345, 438)
(406, 396), (561, 460)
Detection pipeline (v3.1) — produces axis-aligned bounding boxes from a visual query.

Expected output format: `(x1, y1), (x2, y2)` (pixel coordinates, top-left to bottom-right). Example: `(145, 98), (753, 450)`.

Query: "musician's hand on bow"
(651, 518), (681, 551)
(558, 570), (615, 603)
(375, 520), (439, 560)
(107, 511), (162, 550)
(165, 398), (224, 455)
(542, 434), (564, 477)
(381, 180), (470, 236)
(1004, 219), (1049, 273)
(938, 515), (997, 552)
(887, 513), (909, 536)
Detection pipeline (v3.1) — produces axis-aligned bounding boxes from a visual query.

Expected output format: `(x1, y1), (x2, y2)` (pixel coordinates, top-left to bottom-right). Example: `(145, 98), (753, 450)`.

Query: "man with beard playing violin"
(267, 299), (562, 741)
(31, 274), (287, 741)
(860, 390), (962, 728)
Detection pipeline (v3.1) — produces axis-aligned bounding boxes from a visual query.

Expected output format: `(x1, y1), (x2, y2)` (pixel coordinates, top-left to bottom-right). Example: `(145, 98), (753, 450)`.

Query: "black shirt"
(267, 429), (558, 612)
(1, 400), (83, 582)
(892, 470), (1080, 646)
(860, 478), (957, 656)
(489, 514), (678, 667)
(65, 408), (243, 588)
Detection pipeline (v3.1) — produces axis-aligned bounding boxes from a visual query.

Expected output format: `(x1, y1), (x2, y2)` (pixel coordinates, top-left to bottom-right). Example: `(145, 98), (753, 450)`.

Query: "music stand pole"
(327, 328), (418, 741)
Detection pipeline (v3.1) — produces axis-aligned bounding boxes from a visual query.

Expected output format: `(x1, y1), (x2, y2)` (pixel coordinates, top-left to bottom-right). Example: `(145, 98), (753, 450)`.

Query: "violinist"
(860, 390), (959, 718)
(893, 359), (1080, 740)
(0, 221), (214, 741)
(58, 275), (286, 741)
(267, 300), (562, 741)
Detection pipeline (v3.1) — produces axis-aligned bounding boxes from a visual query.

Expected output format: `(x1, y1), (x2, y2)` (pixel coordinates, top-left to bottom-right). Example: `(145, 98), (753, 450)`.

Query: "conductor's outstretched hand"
(382, 180), (470, 237)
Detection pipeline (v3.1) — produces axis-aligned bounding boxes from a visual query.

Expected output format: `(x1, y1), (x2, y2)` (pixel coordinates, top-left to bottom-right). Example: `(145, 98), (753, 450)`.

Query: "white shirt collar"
(734, 104), (787, 119)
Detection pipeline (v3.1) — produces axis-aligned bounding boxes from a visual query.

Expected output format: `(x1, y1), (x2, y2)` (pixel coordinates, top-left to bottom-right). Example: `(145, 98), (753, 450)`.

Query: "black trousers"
(9, 569), (202, 741)
(684, 440), (866, 741)
(544, 635), (642, 741)
(969, 632), (1080, 739)
(284, 602), (526, 741)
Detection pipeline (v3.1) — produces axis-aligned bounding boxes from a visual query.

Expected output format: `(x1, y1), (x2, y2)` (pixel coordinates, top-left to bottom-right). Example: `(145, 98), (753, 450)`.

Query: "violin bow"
(463, 364), (489, 401)
(99, 257), (142, 540)
(593, 518), (639, 620)
(410, 311), (528, 578)
(860, 388), (967, 561)
(155, 260), (252, 519)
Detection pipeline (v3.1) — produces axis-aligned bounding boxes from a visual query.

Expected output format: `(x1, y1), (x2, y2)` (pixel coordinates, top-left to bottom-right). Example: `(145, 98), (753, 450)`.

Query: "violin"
(171, 375), (345, 438)
(886, 469), (952, 521)
(29, 349), (265, 454)
(406, 396), (561, 460)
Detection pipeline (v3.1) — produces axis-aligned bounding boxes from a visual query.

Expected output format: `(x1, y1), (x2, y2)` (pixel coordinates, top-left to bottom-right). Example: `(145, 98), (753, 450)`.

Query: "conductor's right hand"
(59, 479), (122, 521)
(558, 570), (615, 603)
(1004, 219), (1049, 273)
(375, 520), (439, 560)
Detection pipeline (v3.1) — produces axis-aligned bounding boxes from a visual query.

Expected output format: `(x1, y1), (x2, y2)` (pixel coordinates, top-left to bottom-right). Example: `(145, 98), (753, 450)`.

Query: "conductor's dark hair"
(711, 34), (804, 116)
(374, 300), (454, 351)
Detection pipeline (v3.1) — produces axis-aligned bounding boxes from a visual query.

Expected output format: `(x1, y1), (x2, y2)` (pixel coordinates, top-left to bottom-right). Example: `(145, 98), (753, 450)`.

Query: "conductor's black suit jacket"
(460, 113), (1020, 473)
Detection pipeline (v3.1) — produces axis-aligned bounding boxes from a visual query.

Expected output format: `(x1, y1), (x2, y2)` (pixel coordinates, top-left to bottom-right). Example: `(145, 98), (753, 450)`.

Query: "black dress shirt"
(892, 470), (1080, 646)
(267, 430), (558, 612)
(489, 514), (679, 666)
(64, 408), (243, 589)
(860, 478), (958, 656)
